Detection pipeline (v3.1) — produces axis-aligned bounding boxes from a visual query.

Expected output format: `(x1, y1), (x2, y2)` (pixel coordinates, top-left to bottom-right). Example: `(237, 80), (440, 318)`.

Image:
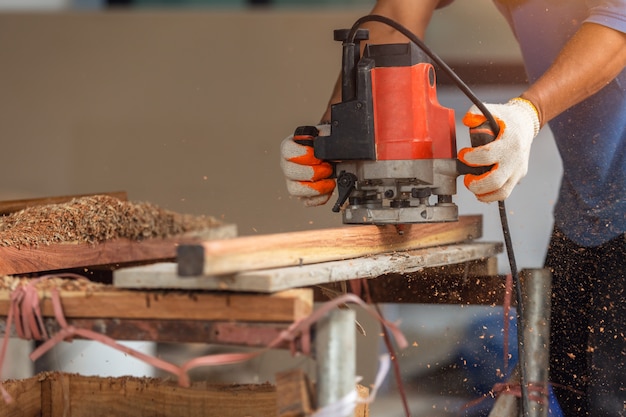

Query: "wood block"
(275, 369), (369, 417)
(275, 369), (315, 417)
(115, 241), (501, 293)
(178, 215), (483, 276)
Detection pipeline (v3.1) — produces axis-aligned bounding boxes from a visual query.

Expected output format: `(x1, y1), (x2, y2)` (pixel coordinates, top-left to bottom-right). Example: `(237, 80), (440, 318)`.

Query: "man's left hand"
(459, 98), (541, 202)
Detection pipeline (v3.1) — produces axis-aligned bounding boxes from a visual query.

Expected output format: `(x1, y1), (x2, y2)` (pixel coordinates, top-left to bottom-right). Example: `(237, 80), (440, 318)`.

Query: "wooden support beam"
(177, 215), (483, 276)
(115, 241), (501, 293)
(0, 282), (312, 323)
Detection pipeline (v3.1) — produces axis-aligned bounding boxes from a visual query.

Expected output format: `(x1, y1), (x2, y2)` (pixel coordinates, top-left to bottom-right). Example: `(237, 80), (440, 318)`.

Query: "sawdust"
(0, 274), (106, 292)
(0, 195), (222, 248)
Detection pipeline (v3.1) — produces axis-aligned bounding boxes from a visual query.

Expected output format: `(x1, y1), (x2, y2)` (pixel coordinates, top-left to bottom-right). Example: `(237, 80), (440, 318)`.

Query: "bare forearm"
(522, 22), (626, 127)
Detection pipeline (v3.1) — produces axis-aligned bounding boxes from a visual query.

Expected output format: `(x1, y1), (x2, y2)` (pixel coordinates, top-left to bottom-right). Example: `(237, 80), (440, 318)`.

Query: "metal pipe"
(520, 268), (552, 417)
(488, 268), (552, 417)
(315, 308), (356, 416)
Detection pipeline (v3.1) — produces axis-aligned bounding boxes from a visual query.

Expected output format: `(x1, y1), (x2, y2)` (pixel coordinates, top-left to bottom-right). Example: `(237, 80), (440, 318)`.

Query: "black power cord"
(347, 14), (530, 417)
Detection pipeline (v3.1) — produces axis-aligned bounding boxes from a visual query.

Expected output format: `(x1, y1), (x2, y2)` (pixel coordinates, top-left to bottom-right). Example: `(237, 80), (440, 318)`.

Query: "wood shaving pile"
(0, 195), (222, 248)
(0, 275), (106, 292)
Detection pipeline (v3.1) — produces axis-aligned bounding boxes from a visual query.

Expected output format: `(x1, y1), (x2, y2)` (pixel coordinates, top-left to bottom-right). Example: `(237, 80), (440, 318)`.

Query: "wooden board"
(178, 215), (483, 276)
(0, 285), (312, 323)
(115, 241), (501, 293)
(0, 223), (237, 276)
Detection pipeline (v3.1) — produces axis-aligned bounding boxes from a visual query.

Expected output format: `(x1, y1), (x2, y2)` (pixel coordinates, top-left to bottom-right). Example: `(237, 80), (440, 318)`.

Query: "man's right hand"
(280, 124), (336, 207)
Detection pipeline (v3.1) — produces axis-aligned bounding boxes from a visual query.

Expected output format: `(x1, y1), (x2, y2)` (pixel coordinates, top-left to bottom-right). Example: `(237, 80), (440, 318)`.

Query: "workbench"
(0, 198), (505, 417)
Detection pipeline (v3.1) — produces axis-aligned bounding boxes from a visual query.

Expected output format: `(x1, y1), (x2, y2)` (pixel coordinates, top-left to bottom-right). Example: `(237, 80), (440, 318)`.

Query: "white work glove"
(280, 124), (335, 206)
(458, 98), (540, 202)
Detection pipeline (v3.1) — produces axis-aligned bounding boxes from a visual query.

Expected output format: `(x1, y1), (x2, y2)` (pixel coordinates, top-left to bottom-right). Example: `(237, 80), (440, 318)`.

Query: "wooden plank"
(0, 285), (313, 323)
(0, 223), (236, 276)
(177, 215), (483, 276)
(115, 241), (501, 293)
(0, 191), (127, 216)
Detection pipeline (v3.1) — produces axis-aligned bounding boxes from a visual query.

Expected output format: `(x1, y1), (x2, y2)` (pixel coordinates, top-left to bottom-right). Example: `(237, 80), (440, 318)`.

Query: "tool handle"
(293, 125), (319, 147)
(457, 120), (499, 176)
(470, 120), (498, 147)
(293, 125), (337, 178)
(293, 125), (344, 210)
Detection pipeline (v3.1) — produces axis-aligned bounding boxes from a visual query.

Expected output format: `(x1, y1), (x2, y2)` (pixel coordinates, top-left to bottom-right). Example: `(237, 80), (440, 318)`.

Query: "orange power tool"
(294, 26), (489, 225)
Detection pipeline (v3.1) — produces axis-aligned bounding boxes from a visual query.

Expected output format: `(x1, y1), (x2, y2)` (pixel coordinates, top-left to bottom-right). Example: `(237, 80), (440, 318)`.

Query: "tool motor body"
(299, 29), (460, 225)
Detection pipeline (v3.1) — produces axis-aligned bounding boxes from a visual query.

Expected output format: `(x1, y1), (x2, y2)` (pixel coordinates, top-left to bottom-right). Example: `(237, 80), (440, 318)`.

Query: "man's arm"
(521, 22), (626, 127)
(459, 20), (626, 202)
(320, 0), (442, 123)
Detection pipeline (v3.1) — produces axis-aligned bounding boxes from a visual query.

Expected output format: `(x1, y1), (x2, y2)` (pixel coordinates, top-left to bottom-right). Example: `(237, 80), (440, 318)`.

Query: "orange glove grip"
(281, 127), (336, 206)
(287, 146), (334, 181)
